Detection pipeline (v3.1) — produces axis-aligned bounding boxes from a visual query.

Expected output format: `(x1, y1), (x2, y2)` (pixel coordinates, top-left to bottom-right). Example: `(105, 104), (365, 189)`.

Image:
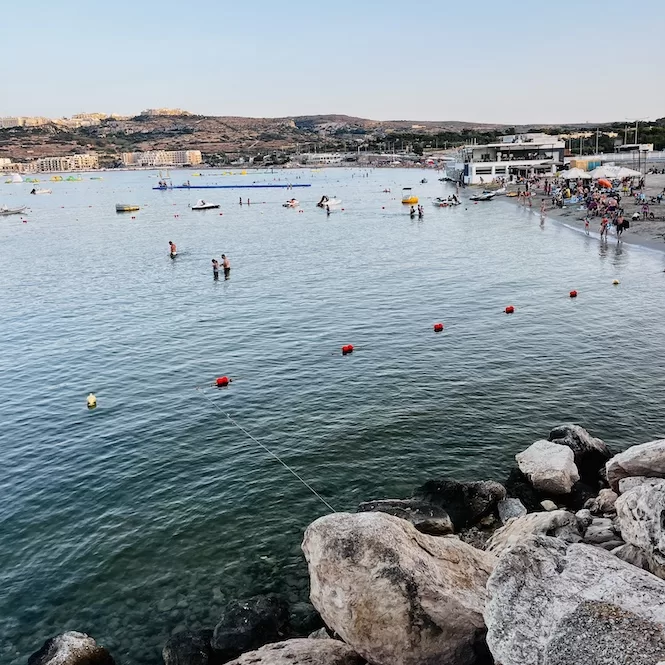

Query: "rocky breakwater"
(28, 424), (665, 665)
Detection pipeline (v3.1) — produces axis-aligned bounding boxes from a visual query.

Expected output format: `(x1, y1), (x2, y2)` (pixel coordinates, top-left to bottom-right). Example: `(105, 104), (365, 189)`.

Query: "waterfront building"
(0, 117), (23, 129)
(34, 153), (99, 172)
(298, 153), (345, 165)
(445, 133), (565, 184)
(121, 150), (202, 167)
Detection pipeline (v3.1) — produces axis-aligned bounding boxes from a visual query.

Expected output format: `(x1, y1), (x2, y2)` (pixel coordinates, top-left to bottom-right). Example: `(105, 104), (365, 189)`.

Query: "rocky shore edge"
(28, 424), (665, 665)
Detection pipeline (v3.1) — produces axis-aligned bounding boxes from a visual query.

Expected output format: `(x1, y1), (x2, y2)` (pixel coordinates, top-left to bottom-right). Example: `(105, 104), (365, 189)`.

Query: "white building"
(446, 133), (565, 184)
(298, 153), (345, 165)
(34, 153), (99, 172)
(121, 150), (202, 167)
(0, 117), (23, 129)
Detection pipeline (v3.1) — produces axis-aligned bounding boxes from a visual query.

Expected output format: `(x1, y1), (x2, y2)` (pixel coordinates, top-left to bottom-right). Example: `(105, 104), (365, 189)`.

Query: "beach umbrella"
(560, 167), (591, 180)
(589, 165), (620, 179)
(597, 178), (612, 189)
(616, 167), (641, 178)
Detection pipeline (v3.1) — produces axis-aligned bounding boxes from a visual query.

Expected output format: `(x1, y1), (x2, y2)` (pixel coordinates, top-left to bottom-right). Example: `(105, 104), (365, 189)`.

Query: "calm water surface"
(1, 169), (665, 664)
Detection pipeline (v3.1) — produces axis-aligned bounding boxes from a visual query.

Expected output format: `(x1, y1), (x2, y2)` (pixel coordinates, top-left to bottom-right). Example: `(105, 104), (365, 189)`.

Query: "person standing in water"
(221, 254), (231, 280)
(169, 241), (177, 258)
(212, 258), (219, 280)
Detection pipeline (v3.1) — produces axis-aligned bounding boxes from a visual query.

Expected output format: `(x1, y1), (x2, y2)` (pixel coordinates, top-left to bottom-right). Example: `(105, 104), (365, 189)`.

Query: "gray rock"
(575, 509), (593, 530)
(543, 600), (665, 665)
(485, 511), (582, 557)
(615, 480), (665, 578)
(162, 630), (214, 665)
(411, 478), (506, 530)
(224, 639), (363, 665)
(540, 499), (558, 511)
(497, 498), (527, 524)
(583, 518), (617, 545)
(596, 488), (619, 512)
(548, 424), (612, 486)
(612, 543), (651, 571)
(606, 439), (665, 491)
(307, 628), (331, 640)
(484, 536), (665, 665)
(618, 476), (664, 494)
(288, 601), (323, 636)
(597, 539), (625, 551)
(302, 511), (496, 665)
(211, 594), (289, 661)
(516, 440), (580, 494)
(28, 632), (115, 665)
(357, 499), (454, 535)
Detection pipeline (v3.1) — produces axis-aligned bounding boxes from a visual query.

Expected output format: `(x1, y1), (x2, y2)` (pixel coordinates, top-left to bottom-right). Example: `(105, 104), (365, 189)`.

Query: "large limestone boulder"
(516, 440), (580, 494)
(211, 594), (289, 661)
(484, 536), (665, 665)
(615, 480), (665, 577)
(28, 632), (115, 665)
(411, 478), (506, 529)
(224, 639), (363, 665)
(302, 512), (496, 665)
(606, 439), (665, 491)
(485, 510), (582, 557)
(548, 424), (611, 486)
(357, 499), (454, 535)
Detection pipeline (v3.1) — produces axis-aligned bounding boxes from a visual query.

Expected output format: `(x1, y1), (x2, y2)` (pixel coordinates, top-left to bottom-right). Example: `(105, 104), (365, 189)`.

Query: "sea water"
(1, 168), (665, 664)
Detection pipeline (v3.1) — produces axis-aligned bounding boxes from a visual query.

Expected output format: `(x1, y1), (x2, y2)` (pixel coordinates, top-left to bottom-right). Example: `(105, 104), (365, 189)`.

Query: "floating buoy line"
(195, 387), (336, 513)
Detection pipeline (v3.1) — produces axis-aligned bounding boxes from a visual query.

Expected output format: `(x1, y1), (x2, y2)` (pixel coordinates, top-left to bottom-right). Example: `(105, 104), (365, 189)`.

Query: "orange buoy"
(569, 290), (578, 298)
(505, 305), (515, 314)
(433, 323), (444, 332)
(216, 376), (230, 387)
(342, 344), (354, 355)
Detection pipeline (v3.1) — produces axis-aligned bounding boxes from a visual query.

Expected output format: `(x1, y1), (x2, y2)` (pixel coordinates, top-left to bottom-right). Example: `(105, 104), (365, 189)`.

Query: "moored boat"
(469, 192), (496, 202)
(0, 205), (26, 216)
(30, 188), (52, 195)
(432, 197), (461, 207)
(401, 187), (418, 204)
(283, 198), (299, 208)
(116, 204), (140, 213)
(191, 199), (220, 210)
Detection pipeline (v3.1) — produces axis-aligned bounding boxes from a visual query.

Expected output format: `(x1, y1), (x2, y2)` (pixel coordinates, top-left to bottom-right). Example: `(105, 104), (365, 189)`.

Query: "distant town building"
(140, 108), (192, 117)
(71, 112), (108, 122)
(0, 116), (51, 129)
(34, 153), (99, 172)
(121, 150), (202, 167)
(0, 157), (11, 167)
(297, 153), (345, 165)
(1, 117), (24, 129)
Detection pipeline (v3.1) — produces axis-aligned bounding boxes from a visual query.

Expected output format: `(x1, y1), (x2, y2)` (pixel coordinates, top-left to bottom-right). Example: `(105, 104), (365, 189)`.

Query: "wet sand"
(504, 174), (665, 254)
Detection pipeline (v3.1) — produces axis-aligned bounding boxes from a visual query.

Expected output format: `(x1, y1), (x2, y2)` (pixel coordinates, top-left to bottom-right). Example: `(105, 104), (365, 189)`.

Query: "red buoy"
(342, 344), (354, 355)
(569, 290), (578, 298)
(216, 376), (230, 387)
(505, 305), (515, 314)
(433, 323), (444, 332)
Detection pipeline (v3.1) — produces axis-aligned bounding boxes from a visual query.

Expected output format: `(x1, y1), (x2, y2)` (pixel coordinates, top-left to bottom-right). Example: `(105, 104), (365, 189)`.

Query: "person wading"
(212, 258), (219, 280)
(221, 254), (231, 280)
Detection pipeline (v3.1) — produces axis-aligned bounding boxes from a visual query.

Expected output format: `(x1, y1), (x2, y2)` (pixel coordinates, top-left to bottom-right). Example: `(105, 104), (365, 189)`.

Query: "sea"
(1, 168), (664, 664)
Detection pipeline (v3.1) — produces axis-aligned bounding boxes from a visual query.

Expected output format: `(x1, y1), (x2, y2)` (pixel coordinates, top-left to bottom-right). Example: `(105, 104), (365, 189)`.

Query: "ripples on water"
(1, 169), (665, 663)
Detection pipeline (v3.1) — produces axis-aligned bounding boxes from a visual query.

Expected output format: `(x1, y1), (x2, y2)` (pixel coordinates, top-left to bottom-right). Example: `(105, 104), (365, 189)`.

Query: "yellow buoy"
(87, 393), (97, 408)
(613, 279), (620, 285)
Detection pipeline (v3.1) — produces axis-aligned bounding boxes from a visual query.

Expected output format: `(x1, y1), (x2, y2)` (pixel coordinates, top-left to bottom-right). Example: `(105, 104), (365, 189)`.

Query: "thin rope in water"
(196, 388), (336, 513)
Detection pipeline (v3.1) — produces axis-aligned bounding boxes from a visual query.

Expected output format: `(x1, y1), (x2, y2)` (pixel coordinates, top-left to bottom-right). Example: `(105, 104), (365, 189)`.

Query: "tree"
(413, 143), (424, 156)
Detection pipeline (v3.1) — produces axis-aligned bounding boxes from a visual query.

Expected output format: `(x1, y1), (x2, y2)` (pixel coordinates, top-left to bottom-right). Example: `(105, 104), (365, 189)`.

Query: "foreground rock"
(548, 424), (611, 487)
(211, 595), (289, 661)
(302, 512), (495, 665)
(28, 632), (115, 665)
(163, 631), (215, 665)
(412, 478), (506, 530)
(225, 639), (363, 665)
(485, 511), (582, 557)
(496, 498), (526, 524)
(484, 536), (665, 665)
(606, 438), (665, 491)
(615, 480), (665, 578)
(516, 440), (579, 494)
(357, 499), (454, 535)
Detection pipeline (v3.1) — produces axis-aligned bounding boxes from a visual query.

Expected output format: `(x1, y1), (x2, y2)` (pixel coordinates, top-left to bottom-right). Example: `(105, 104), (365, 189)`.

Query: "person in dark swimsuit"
(212, 258), (219, 280)
(221, 254), (230, 280)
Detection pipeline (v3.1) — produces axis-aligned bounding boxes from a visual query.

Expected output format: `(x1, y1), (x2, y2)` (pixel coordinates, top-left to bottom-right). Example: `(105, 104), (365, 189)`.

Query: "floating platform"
(153, 184), (312, 190)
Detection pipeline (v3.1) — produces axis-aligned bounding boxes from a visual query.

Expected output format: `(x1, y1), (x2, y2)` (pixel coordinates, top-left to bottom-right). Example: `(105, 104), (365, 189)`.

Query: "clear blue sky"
(1, 0), (663, 124)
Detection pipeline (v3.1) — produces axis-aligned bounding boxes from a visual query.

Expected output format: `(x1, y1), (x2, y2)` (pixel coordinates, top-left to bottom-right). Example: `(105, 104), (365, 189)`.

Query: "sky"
(1, 0), (663, 125)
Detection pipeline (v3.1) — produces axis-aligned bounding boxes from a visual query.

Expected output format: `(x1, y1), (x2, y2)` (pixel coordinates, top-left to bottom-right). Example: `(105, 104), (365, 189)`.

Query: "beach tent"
(589, 165), (621, 179)
(616, 167), (642, 178)
(560, 167), (591, 180)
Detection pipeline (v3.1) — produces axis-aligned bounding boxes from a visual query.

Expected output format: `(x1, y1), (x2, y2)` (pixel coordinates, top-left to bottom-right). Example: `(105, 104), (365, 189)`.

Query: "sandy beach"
(505, 174), (665, 253)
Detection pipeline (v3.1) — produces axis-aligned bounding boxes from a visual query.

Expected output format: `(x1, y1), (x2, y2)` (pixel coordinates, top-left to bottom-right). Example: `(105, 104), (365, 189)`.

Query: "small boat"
(51, 176), (63, 182)
(0, 205), (26, 216)
(432, 197), (461, 207)
(469, 192), (496, 202)
(116, 204), (140, 213)
(30, 188), (52, 195)
(483, 187), (506, 195)
(420, 178), (428, 184)
(66, 176), (82, 182)
(282, 198), (299, 208)
(401, 187), (418, 204)
(191, 199), (220, 210)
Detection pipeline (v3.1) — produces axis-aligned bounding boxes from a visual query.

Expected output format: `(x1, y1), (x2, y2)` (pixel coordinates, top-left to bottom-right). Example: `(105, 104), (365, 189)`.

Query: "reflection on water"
(1, 169), (665, 664)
